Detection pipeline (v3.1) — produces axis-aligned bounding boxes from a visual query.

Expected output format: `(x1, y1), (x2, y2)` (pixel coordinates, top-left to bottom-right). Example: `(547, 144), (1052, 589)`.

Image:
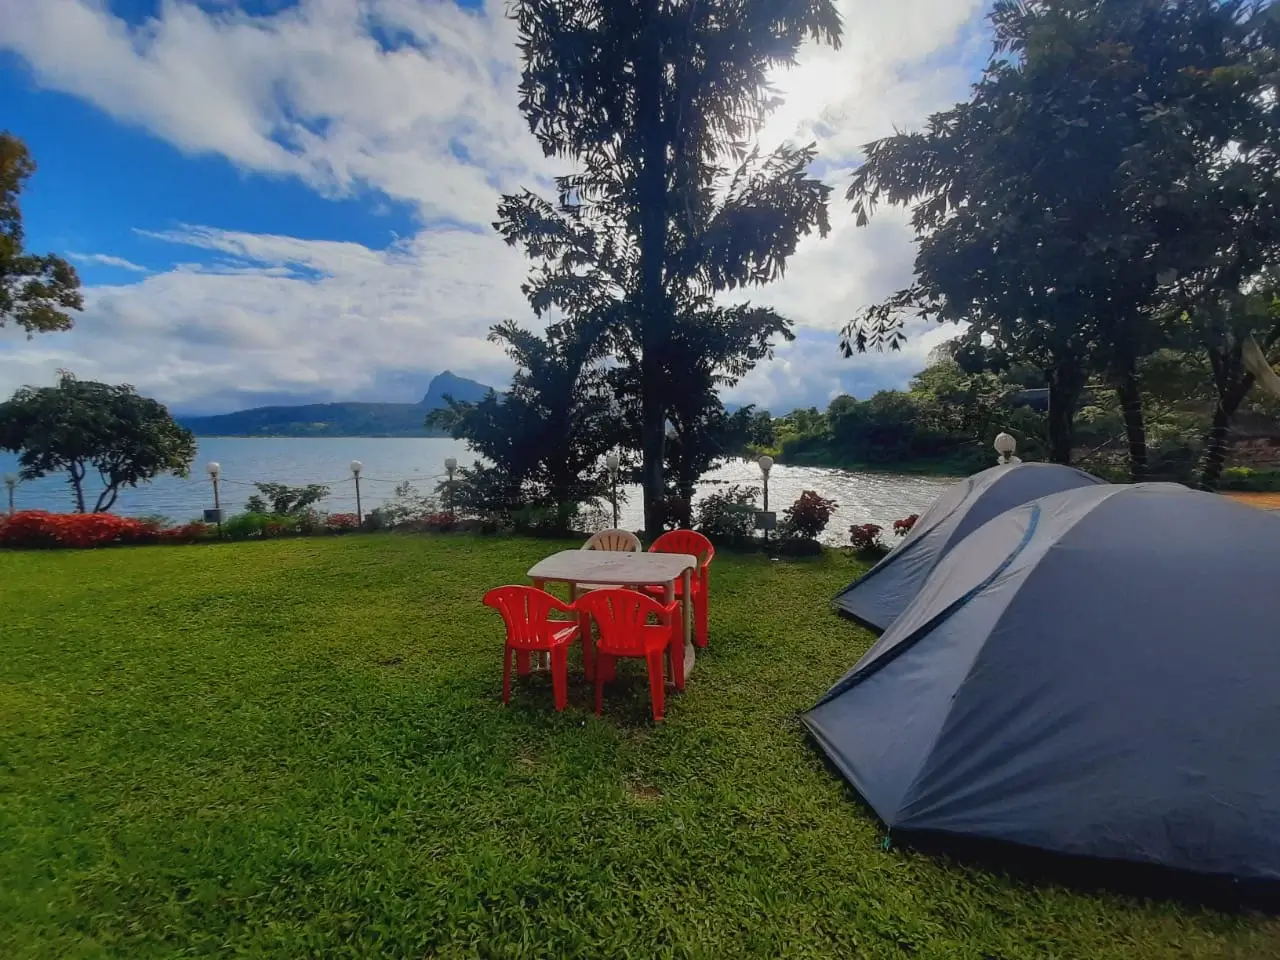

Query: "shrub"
(694, 483), (761, 543)
(326, 513), (360, 532)
(0, 511), (160, 549)
(223, 512), (271, 540)
(848, 523), (884, 553)
(893, 514), (919, 537)
(1220, 467), (1280, 492)
(781, 490), (837, 540)
(160, 521), (212, 543)
(511, 502), (579, 537)
(376, 481), (442, 528)
(409, 511), (458, 533)
(294, 508), (325, 536)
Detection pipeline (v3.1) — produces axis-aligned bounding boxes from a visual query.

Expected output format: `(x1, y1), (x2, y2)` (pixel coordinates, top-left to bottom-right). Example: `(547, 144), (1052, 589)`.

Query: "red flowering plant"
(404, 511), (457, 533)
(159, 521), (212, 543)
(848, 522), (883, 553)
(0, 511), (161, 549)
(893, 514), (919, 537)
(326, 512), (360, 532)
(781, 490), (838, 540)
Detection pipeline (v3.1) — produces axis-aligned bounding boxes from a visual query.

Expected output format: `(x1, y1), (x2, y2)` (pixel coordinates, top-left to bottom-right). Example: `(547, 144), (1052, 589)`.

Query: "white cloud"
(68, 252), (150, 272)
(0, 0), (988, 413)
(0, 224), (531, 411)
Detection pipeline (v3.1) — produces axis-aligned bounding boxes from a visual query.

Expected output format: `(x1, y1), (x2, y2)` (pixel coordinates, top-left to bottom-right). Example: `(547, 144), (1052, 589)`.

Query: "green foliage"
(243, 482), (330, 516)
(222, 512), (299, 540)
(0, 132), (82, 335)
(429, 321), (616, 518)
(772, 356), (1047, 473)
(693, 482), (761, 545)
(509, 502), (581, 537)
(1220, 467), (1280, 492)
(842, 0), (1280, 467)
(4, 536), (1275, 956)
(0, 371), (197, 513)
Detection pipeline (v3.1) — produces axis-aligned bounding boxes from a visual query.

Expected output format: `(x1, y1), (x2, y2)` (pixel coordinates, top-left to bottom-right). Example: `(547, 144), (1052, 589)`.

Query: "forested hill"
(179, 371), (493, 437)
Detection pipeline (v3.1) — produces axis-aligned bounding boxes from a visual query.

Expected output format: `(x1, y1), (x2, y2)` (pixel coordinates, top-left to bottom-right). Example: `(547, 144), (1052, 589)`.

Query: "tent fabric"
(832, 462), (1105, 633)
(805, 483), (1280, 880)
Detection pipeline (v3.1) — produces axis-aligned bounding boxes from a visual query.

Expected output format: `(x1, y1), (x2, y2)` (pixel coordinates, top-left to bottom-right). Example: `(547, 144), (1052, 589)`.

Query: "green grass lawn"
(1, 535), (1275, 959)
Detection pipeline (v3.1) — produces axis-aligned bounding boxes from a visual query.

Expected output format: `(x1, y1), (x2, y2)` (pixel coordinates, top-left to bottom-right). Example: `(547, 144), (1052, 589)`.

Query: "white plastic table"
(527, 549), (697, 682)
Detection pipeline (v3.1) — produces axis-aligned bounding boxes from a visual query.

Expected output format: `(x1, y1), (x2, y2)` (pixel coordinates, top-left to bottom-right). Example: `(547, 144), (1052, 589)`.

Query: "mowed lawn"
(1, 535), (1275, 959)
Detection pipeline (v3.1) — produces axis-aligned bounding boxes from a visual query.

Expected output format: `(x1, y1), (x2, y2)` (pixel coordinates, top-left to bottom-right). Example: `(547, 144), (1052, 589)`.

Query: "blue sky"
(0, 0), (986, 416)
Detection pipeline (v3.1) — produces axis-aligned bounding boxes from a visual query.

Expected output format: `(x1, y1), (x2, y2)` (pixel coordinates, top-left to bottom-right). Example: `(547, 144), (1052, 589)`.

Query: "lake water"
(0, 438), (957, 545)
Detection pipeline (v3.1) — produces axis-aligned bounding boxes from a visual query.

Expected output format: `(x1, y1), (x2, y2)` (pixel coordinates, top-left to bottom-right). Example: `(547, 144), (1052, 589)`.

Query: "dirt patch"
(625, 780), (662, 802)
(1223, 492), (1280, 511)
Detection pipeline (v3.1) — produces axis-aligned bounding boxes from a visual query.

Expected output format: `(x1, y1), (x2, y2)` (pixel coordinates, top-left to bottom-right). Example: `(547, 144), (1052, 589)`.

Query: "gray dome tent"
(832, 462), (1104, 633)
(806, 483), (1280, 880)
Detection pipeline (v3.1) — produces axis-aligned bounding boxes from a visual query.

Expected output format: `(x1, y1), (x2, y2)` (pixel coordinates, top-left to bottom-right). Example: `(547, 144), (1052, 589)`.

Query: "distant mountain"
(180, 371), (495, 438)
(420, 370), (491, 408)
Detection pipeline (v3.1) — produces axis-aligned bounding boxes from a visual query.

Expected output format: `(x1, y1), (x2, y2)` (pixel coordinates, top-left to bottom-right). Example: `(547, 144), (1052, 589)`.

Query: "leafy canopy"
(0, 133), (82, 335)
(0, 371), (196, 513)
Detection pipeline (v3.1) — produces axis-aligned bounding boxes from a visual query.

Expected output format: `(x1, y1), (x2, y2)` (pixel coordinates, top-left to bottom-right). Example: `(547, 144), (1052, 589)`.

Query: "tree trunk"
(1196, 374), (1254, 492)
(95, 483), (120, 513)
(635, 0), (668, 540)
(68, 461), (86, 513)
(1046, 365), (1083, 465)
(1195, 321), (1280, 492)
(1113, 360), (1148, 481)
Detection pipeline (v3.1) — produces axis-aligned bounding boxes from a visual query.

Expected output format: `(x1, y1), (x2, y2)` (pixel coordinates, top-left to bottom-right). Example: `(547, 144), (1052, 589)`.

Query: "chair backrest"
(649, 529), (715, 566)
(573, 589), (672, 657)
(482, 585), (573, 650)
(582, 529), (641, 552)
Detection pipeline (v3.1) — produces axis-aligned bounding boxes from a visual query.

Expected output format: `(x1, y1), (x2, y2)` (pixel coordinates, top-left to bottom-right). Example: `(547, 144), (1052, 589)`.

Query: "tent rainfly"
(806, 483), (1280, 880)
(832, 462), (1104, 633)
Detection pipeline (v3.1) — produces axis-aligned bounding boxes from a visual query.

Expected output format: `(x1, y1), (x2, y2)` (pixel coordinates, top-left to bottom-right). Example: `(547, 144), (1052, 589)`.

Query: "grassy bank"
(1, 535), (1275, 958)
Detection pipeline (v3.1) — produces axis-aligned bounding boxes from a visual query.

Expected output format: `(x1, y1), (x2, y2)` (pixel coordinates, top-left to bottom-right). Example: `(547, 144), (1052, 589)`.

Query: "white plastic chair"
(577, 528), (641, 592)
(582, 529), (641, 553)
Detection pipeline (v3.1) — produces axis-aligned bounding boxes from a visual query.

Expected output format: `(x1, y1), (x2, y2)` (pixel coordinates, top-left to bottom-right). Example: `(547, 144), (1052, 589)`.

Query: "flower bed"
(0, 511), (163, 549)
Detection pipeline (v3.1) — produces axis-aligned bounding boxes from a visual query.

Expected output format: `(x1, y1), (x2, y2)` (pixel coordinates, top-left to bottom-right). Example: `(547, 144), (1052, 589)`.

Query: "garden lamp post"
(3, 473), (16, 516)
(994, 432), (1019, 465)
(757, 455), (774, 542)
(605, 452), (621, 527)
(350, 460), (363, 522)
(444, 457), (458, 514)
(757, 455), (773, 513)
(205, 462), (222, 537)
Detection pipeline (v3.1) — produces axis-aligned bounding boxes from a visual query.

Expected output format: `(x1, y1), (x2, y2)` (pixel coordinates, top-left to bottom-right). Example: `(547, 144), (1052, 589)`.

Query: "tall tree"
(841, 0), (1278, 472)
(503, 0), (840, 536)
(1, 133), (82, 335)
(0, 372), (196, 513)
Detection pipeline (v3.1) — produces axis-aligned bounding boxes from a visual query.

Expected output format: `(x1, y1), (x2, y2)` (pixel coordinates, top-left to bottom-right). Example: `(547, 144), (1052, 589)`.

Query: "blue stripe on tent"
(815, 503), (1043, 707)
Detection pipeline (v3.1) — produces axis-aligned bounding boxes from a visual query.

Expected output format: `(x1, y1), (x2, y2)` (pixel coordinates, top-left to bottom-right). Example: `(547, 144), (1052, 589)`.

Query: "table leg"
(681, 568), (694, 683)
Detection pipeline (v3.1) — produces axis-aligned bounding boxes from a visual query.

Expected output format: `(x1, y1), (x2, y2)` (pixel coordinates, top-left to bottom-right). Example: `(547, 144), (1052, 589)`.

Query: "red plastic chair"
(645, 529), (715, 648)
(482, 585), (580, 711)
(572, 589), (683, 722)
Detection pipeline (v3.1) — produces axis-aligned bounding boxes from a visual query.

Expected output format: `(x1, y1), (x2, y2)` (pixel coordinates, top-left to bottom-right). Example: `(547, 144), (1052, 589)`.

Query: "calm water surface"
(0, 438), (956, 545)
